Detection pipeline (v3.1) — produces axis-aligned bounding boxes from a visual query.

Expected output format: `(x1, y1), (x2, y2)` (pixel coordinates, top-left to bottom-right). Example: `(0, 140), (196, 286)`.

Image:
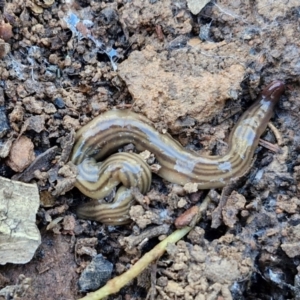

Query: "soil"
(0, 0), (300, 299)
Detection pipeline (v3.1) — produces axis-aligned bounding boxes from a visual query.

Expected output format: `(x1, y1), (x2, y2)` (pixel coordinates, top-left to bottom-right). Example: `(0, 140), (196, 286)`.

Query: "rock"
(0, 176), (41, 264)
(281, 224), (300, 258)
(281, 243), (300, 258)
(0, 107), (10, 138)
(54, 97), (65, 109)
(21, 115), (46, 133)
(187, 0), (211, 15)
(0, 22), (13, 41)
(78, 254), (113, 291)
(6, 136), (35, 172)
(0, 139), (13, 159)
(0, 39), (10, 59)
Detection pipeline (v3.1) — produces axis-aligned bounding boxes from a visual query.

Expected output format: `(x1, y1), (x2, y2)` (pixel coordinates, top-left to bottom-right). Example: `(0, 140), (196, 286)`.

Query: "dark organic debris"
(13, 146), (58, 182)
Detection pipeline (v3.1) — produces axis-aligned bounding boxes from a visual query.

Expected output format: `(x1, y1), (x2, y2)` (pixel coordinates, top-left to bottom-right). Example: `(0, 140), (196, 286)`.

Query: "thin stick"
(267, 121), (283, 146)
(258, 138), (282, 153)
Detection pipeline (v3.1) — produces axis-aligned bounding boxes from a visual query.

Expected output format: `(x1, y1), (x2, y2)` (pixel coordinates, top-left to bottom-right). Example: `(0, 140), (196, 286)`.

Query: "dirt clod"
(118, 46), (245, 133)
(6, 136), (35, 172)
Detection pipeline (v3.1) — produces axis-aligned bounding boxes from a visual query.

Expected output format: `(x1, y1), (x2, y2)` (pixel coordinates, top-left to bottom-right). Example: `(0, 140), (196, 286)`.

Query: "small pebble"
(6, 136), (35, 172)
(0, 22), (13, 42)
(54, 97), (65, 109)
(78, 254), (113, 292)
(0, 106), (10, 138)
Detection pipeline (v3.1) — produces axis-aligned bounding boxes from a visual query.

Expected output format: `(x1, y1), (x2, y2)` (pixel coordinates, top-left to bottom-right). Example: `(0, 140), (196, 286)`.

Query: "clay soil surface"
(0, 0), (300, 299)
